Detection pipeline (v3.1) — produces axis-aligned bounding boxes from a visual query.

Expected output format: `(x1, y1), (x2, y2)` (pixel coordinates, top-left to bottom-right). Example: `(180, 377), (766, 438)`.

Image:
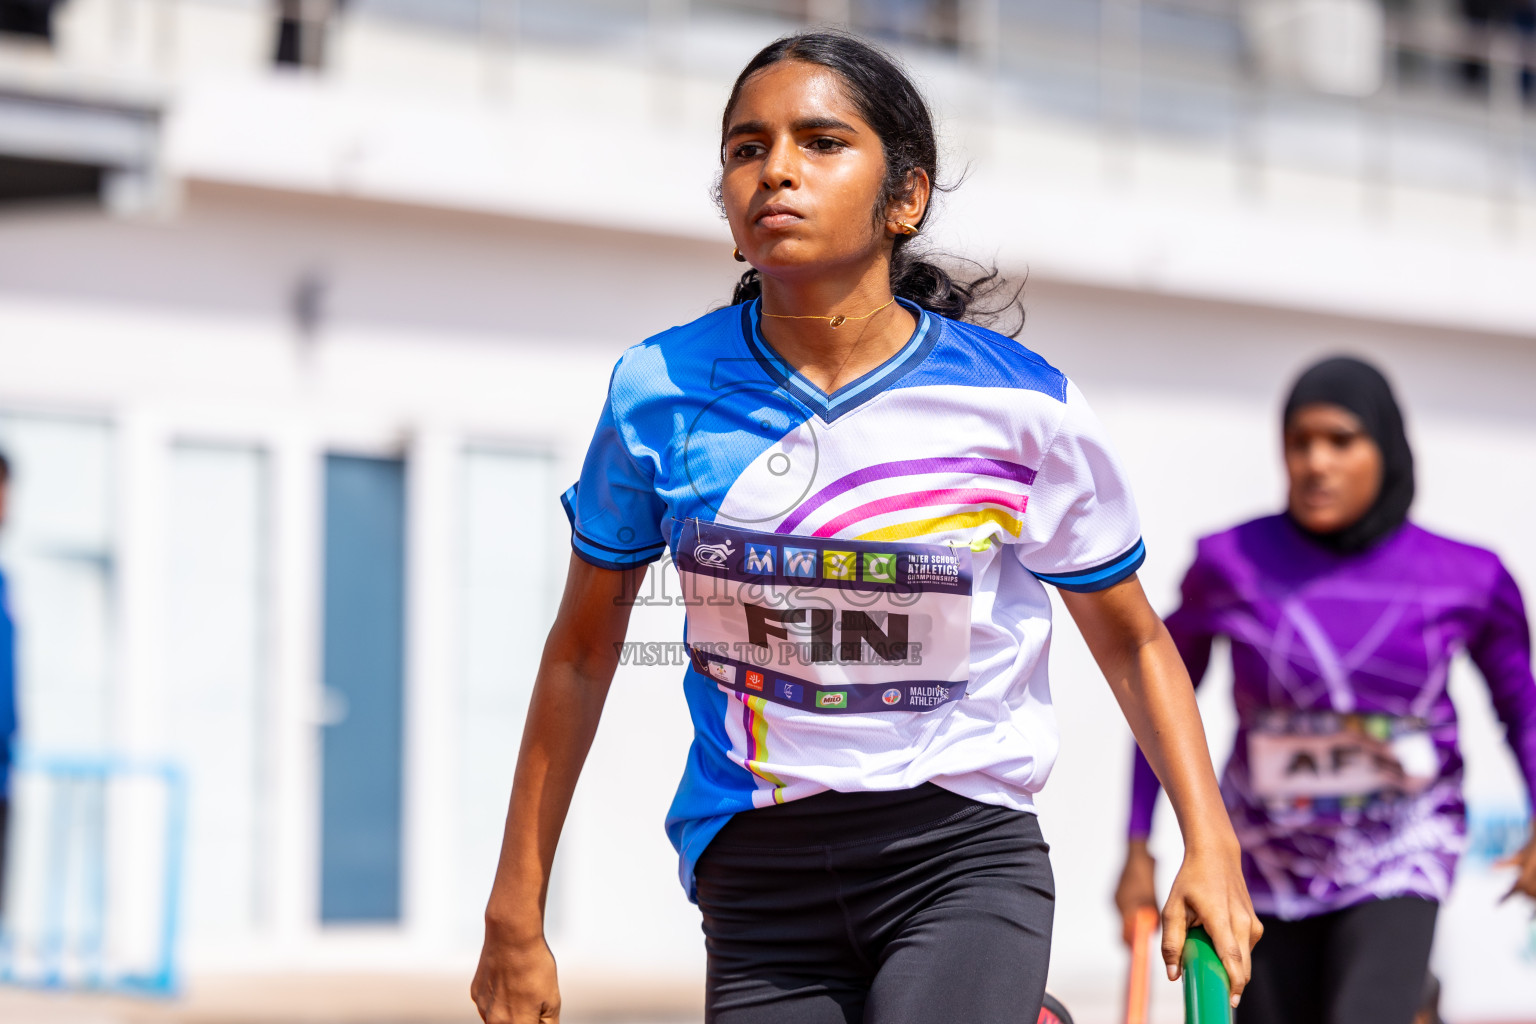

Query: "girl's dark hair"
(719, 32), (1020, 333)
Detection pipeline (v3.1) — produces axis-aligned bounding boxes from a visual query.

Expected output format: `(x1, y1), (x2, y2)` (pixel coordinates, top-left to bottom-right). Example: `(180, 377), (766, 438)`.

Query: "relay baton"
(1125, 906), (1158, 1024)
(1181, 926), (1232, 1024)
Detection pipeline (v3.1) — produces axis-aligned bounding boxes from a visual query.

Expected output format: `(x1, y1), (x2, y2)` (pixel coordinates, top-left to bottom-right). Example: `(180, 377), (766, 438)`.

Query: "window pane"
(456, 448), (558, 937)
(0, 413), (114, 754)
(164, 443), (269, 938)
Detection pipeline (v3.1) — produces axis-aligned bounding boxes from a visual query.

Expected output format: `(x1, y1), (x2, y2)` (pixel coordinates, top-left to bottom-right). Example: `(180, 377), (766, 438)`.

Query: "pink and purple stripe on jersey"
(775, 456), (1037, 543)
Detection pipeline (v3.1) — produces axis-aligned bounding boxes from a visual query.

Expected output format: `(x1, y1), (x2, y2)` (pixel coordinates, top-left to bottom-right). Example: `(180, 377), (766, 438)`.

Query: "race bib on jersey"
(675, 519), (973, 714)
(1248, 712), (1437, 803)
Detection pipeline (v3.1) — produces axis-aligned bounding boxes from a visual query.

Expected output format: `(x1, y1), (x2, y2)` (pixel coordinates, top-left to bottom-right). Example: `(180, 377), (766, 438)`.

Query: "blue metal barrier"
(0, 752), (186, 996)
(1466, 805), (1531, 864)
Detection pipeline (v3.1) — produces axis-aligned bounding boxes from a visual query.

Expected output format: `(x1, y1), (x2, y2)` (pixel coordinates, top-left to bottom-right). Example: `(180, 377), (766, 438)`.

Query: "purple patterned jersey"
(1129, 515), (1536, 919)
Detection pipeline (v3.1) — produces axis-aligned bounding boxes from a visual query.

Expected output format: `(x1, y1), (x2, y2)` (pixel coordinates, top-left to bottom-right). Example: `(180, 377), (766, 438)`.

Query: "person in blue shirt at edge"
(0, 451), (15, 914)
(472, 32), (1260, 1024)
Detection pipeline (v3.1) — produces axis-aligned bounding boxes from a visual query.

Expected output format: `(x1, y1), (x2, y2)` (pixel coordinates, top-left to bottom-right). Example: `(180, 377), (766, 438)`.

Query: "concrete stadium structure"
(0, 2), (1532, 1020)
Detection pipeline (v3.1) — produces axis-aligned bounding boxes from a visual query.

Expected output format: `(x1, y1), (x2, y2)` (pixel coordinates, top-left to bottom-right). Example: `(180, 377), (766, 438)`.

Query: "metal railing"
(0, 752), (186, 996)
(2, 0), (1529, 213)
(390, 0), (1536, 203)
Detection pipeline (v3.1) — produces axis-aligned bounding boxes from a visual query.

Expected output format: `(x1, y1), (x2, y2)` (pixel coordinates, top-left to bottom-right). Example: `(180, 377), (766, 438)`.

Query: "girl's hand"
(1160, 839), (1262, 1006)
(471, 925), (561, 1024)
(1497, 830), (1536, 904)
(469, 557), (637, 1024)
(1115, 839), (1160, 946)
(1058, 579), (1260, 1001)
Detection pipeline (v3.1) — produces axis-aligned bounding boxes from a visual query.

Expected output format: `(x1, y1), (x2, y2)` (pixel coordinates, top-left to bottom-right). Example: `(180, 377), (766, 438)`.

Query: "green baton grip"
(1182, 926), (1232, 1024)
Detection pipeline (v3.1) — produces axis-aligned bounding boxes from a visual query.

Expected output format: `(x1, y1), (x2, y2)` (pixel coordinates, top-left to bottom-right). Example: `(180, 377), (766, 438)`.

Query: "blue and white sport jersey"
(563, 299), (1145, 898)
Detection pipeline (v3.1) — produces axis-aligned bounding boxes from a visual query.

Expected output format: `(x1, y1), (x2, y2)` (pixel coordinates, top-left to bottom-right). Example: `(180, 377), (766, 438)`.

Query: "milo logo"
(815, 691), (848, 709)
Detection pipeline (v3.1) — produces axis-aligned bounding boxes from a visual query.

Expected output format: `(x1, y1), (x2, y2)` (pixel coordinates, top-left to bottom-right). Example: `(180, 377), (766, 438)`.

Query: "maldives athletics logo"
(882, 688), (902, 706)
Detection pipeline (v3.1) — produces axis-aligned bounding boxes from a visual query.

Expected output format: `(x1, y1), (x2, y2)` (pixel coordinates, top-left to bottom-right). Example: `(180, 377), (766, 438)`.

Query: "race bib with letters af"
(675, 518), (973, 713)
(1248, 711), (1438, 804)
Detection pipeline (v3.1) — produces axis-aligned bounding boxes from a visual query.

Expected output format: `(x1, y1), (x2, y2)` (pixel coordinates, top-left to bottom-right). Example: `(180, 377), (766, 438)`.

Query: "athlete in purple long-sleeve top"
(1116, 357), (1536, 1024)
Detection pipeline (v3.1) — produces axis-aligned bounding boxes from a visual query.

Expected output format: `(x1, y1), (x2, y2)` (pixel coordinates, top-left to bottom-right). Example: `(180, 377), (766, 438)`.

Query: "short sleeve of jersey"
(1014, 379), (1145, 592)
(561, 361), (669, 571)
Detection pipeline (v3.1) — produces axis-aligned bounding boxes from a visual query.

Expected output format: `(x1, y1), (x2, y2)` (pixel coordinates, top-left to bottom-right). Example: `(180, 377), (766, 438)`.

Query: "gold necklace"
(762, 296), (896, 329)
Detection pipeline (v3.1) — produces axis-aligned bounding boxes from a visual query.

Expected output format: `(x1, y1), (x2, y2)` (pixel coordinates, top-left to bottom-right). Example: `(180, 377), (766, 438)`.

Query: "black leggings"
(1238, 897), (1439, 1024)
(695, 784), (1055, 1024)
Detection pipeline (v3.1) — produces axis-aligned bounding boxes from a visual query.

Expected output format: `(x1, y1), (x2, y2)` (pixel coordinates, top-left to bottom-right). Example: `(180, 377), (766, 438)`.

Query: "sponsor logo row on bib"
(743, 543), (897, 583)
(709, 660), (948, 711)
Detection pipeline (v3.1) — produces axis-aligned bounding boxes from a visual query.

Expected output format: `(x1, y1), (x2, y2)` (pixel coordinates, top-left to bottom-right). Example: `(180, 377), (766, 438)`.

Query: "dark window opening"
(0, 154), (103, 206)
(1455, 0), (1536, 101)
(0, 0), (63, 41)
(275, 0), (340, 69)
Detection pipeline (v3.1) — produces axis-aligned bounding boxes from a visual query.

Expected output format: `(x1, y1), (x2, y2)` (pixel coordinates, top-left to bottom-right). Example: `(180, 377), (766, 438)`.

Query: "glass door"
(319, 454), (406, 923)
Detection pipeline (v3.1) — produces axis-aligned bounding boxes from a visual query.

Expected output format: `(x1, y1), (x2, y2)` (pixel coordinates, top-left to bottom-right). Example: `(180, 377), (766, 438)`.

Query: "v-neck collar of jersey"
(740, 297), (939, 424)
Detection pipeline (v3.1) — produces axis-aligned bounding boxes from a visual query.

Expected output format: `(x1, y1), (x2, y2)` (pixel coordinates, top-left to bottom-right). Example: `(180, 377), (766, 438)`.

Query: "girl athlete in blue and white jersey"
(473, 33), (1260, 1024)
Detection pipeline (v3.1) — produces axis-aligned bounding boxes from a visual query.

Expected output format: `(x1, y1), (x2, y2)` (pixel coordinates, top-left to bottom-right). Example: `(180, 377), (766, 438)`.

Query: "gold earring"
(894, 222), (920, 237)
(733, 245), (747, 262)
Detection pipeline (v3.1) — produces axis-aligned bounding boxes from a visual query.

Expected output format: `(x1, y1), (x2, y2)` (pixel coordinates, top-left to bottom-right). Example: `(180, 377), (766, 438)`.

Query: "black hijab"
(1282, 356), (1415, 554)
